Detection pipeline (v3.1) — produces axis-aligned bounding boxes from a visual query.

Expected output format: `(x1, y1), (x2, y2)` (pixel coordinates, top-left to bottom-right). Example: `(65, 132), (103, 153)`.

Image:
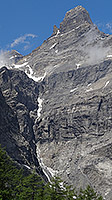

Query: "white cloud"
(96, 21), (112, 34)
(23, 44), (30, 51)
(0, 50), (9, 67)
(85, 44), (110, 65)
(10, 33), (37, 48)
(106, 23), (112, 33)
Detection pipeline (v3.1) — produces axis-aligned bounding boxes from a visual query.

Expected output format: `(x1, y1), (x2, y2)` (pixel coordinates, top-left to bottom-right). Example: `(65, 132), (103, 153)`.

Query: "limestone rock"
(53, 25), (59, 35)
(0, 66), (46, 179)
(0, 6), (112, 199)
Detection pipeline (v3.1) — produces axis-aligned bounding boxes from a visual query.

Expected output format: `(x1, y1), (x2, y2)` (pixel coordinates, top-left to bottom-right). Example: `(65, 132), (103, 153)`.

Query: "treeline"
(0, 145), (103, 200)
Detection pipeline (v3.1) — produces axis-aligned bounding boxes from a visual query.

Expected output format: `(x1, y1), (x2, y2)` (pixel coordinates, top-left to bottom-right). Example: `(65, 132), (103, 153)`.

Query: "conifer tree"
(76, 185), (103, 200)
(0, 145), (104, 200)
(0, 145), (22, 199)
(15, 172), (44, 200)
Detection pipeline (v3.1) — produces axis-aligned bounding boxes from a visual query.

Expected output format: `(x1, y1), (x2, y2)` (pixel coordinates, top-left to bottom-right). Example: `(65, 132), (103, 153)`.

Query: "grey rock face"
(0, 87), (21, 161)
(0, 5), (112, 199)
(31, 6), (112, 199)
(0, 66), (46, 178)
(35, 60), (112, 199)
(59, 6), (93, 33)
(13, 6), (112, 82)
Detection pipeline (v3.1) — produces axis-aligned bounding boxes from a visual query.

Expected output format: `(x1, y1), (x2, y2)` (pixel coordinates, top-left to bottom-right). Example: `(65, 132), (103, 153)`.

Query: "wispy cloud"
(105, 23), (112, 33)
(96, 21), (112, 34)
(85, 45), (110, 65)
(0, 50), (9, 67)
(10, 33), (37, 48)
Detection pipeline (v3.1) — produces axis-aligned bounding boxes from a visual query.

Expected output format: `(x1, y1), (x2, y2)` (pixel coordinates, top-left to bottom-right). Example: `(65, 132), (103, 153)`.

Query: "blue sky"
(0, 0), (112, 55)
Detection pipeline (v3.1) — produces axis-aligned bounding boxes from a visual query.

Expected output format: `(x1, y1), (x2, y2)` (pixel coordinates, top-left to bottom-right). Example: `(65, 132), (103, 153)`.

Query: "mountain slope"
(0, 66), (47, 179)
(12, 6), (112, 80)
(0, 5), (112, 199)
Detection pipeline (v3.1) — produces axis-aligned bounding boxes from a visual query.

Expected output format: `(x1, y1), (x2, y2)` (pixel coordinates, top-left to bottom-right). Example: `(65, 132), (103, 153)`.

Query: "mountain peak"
(59, 6), (93, 34)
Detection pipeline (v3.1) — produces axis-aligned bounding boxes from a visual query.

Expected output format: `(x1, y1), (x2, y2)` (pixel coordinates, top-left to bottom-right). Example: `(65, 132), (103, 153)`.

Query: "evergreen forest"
(0, 145), (103, 200)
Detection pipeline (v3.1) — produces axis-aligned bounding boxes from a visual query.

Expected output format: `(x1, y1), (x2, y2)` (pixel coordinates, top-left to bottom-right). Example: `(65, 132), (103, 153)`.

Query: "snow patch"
(50, 43), (57, 50)
(26, 65), (33, 76)
(86, 88), (93, 92)
(10, 56), (14, 60)
(103, 81), (109, 88)
(55, 50), (58, 53)
(75, 25), (81, 30)
(25, 65), (46, 82)
(28, 73), (46, 82)
(87, 83), (92, 87)
(76, 63), (80, 69)
(47, 167), (57, 177)
(104, 189), (111, 197)
(10, 55), (18, 60)
(24, 165), (31, 170)
(49, 29), (75, 40)
(36, 145), (51, 182)
(101, 37), (105, 40)
(60, 28), (75, 37)
(36, 145), (58, 182)
(37, 97), (43, 119)
(57, 30), (60, 35)
(70, 88), (78, 93)
(14, 62), (28, 68)
(35, 72), (46, 82)
(107, 55), (112, 58)
(59, 182), (65, 190)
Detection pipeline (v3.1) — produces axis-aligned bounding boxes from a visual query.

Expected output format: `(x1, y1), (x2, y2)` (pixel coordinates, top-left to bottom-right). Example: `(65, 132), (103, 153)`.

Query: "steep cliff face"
(0, 87), (21, 161)
(0, 5), (112, 199)
(34, 60), (112, 199)
(0, 67), (46, 178)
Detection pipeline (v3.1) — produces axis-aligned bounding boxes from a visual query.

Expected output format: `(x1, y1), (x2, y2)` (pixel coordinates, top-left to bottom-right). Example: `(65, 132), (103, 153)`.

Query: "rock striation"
(0, 66), (46, 179)
(0, 5), (112, 199)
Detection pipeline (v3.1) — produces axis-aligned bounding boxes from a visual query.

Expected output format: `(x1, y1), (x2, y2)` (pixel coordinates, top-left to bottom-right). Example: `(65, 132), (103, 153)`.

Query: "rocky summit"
(0, 6), (112, 199)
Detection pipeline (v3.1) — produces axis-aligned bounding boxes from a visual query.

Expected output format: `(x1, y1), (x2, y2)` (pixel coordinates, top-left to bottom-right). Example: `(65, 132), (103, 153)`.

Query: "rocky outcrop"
(0, 66), (46, 178)
(0, 5), (112, 199)
(31, 6), (112, 199)
(53, 25), (59, 35)
(12, 6), (112, 82)
(59, 6), (93, 34)
(34, 59), (112, 199)
(0, 87), (21, 161)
